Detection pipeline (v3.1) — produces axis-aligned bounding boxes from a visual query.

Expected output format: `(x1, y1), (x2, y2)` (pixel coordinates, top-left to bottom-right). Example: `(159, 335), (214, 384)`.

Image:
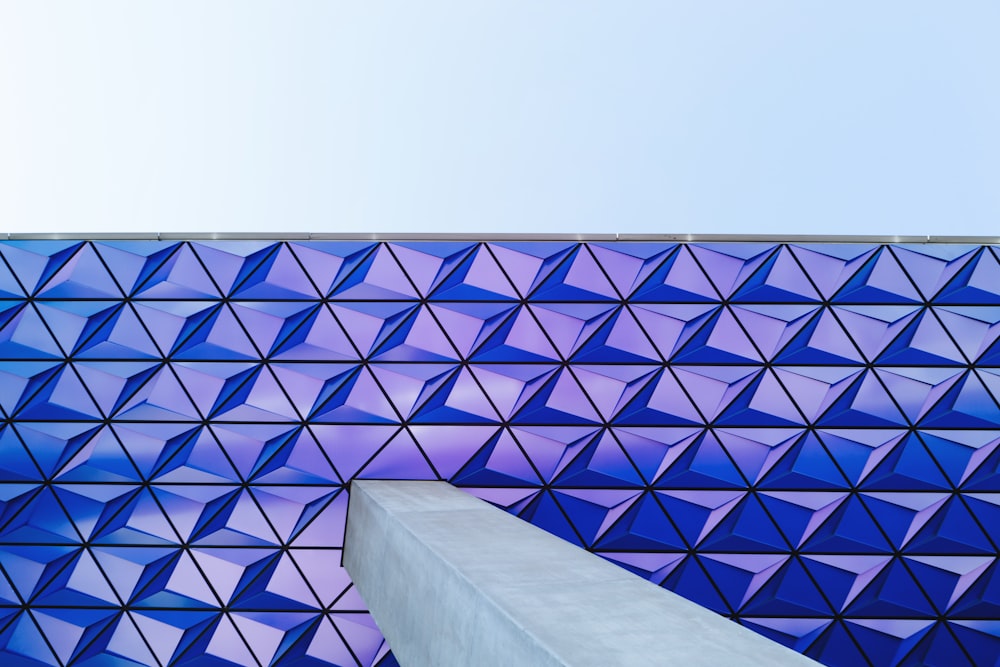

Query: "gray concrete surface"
(344, 480), (822, 667)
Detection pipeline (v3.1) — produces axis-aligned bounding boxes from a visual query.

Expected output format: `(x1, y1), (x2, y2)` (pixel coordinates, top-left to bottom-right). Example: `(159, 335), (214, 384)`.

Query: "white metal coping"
(1, 232), (999, 243)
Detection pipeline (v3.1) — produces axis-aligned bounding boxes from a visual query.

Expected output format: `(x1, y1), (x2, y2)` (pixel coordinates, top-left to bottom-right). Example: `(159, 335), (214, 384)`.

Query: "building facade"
(0, 237), (997, 666)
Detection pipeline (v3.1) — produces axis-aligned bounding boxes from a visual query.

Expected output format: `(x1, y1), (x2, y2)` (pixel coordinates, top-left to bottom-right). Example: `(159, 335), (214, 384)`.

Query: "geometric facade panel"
(0, 239), (998, 666)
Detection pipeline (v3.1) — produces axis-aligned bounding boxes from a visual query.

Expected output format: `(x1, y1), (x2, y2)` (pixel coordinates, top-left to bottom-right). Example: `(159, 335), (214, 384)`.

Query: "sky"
(1, 2), (998, 237)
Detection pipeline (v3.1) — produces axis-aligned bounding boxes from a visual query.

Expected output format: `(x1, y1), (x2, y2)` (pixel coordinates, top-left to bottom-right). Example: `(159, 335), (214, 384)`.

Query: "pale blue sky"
(1, 2), (998, 236)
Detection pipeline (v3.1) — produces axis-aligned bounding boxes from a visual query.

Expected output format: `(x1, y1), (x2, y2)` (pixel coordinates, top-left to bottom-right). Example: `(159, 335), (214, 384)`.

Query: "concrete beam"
(344, 480), (821, 667)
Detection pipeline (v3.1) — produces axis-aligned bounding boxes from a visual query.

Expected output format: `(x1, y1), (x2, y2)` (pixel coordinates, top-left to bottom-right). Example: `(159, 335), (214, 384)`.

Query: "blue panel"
(0, 239), (998, 666)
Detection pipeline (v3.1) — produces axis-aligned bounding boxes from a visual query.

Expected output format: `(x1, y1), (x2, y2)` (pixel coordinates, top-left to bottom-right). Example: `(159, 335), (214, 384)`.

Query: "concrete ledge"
(344, 480), (821, 667)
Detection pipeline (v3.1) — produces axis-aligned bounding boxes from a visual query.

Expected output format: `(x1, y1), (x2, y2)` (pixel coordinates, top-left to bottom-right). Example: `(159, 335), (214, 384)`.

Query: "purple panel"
(4, 239), (1000, 667)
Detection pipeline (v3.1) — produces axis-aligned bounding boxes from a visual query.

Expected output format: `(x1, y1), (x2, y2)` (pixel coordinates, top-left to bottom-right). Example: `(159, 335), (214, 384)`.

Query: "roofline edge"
(2, 232), (999, 244)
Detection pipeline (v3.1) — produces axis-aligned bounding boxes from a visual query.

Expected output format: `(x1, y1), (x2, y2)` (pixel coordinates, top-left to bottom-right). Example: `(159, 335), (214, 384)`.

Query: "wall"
(0, 239), (996, 666)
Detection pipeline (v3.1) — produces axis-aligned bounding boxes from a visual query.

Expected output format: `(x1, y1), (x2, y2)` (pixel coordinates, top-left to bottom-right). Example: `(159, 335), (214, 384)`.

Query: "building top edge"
(2, 232), (999, 244)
